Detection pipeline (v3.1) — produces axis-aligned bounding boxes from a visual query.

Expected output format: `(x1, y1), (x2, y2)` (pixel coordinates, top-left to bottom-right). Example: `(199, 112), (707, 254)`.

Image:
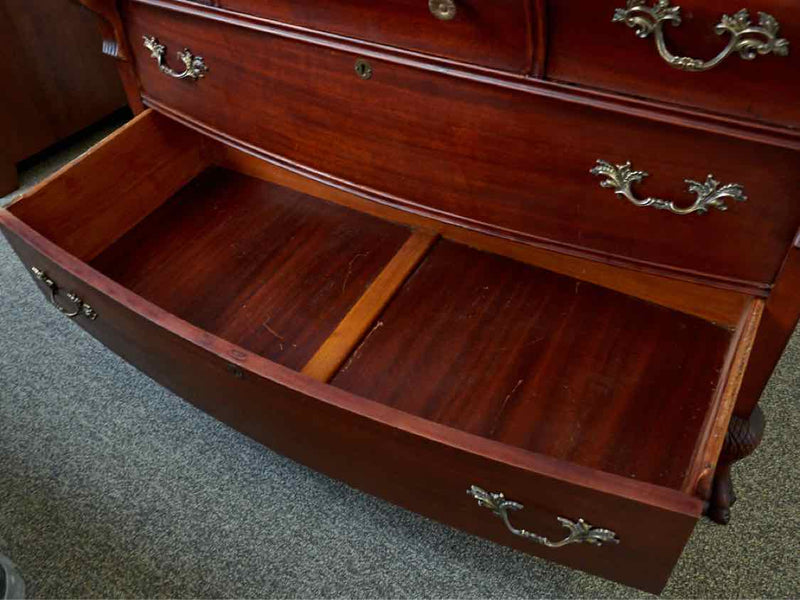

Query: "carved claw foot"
(706, 405), (765, 525)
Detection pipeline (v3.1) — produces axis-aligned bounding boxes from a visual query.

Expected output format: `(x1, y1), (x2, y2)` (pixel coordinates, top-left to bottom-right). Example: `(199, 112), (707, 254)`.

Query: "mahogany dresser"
(2, 0), (798, 593)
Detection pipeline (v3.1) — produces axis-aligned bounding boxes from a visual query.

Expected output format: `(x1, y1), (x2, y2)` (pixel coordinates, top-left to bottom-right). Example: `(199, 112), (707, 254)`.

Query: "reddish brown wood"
(734, 245), (800, 416)
(179, 0), (532, 73)
(90, 168), (411, 370)
(547, 0), (800, 129)
(333, 240), (733, 490)
(78, 0), (146, 113)
(0, 211), (703, 594)
(5, 0), (799, 589)
(214, 142), (754, 328)
(684, 299), (764, 498)
(122, 1), (800, 288)
(530, 0), (547, 76)
(128, 0), (800, 153)
(302, 230), (437, 382)
(8, 110), (207, 261)
(0, 0), (127, 191)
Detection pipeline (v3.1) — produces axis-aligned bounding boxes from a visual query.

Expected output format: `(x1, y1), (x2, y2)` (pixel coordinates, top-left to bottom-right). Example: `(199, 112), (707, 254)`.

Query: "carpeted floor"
(0, 122), (798, 598)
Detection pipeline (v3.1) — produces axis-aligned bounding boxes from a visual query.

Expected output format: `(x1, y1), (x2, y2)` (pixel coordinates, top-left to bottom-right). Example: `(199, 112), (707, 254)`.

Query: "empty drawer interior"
(6, 111), (752, 496)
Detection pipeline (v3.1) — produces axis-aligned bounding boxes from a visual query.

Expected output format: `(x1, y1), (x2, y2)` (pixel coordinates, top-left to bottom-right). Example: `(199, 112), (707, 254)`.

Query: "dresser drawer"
(124, 1), (800, 287)
(183, 0), (533, 72)
(2, 109), (753, 594)
(548, 0), (800, 128)
(0, 228), (703, 595)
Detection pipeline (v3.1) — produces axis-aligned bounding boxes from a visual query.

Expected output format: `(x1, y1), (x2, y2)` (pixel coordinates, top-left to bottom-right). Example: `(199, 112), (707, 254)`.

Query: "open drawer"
(0, 110), (763, 593)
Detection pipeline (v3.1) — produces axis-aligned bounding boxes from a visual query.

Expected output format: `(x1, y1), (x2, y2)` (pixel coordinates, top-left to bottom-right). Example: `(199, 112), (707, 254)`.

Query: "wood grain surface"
(215, 142), (753, 327)
(90, 167), (411, 370)
(735, 245), (800, 416)
(302, 229), (437, 381)
(333, 240), (734, 490)
(0, 0), (127, 177)
(201, 0), (535, 73)
(0, 210), (704, 594)
(548, 0), (800, 128)
(8, 110), (207, 262)
(122, 1), (800, 287)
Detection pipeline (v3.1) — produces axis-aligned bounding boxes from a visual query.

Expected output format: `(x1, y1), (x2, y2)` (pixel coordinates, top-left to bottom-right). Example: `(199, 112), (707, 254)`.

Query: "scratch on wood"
(338, 320), (383, 374)
(488, 378), (525, 437)
(496, 336), (544, 354)
(260, 314), (285, 342)
(342, 252), (368, 294)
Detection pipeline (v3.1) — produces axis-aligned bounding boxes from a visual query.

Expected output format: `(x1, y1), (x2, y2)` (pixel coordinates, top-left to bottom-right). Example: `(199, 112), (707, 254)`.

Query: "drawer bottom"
(90, 166), (733, 492)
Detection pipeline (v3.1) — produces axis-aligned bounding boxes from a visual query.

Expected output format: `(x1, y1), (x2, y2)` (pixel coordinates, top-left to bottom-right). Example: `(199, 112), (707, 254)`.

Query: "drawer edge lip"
(130, 0), (800, 151)
(144, 96), (772, 297)
(0, 208), (702, 519)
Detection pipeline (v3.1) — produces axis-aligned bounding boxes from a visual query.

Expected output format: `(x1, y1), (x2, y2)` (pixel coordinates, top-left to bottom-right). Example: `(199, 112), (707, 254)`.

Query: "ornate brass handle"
(429, 0), (456, 21)
(142, 35), (208, 80)
(31, 267), (98, 320)
(612, 1), (789, 72)
(590, 160), (747, 216)
(467, 486), (619, 548)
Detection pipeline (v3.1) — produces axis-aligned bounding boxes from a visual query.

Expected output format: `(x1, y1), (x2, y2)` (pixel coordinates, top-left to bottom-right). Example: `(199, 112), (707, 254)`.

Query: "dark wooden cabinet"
(0, 0), (127, 195)
(2, 0), (798, 593)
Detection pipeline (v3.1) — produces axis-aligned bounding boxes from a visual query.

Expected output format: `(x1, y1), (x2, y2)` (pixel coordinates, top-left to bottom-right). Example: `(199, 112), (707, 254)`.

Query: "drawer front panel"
(548, 0), (800, 128)
(124, 2), (800, 286)
(180, 0), (533, 72)
(1, 213), (701, 594)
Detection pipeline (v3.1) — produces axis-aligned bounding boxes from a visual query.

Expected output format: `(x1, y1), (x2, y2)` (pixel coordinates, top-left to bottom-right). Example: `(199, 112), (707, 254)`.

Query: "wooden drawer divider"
(302, 229), (437, 382)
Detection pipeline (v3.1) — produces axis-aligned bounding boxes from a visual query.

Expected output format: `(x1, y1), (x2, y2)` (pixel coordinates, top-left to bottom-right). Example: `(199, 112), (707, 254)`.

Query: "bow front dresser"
(2, 0), (798, 593)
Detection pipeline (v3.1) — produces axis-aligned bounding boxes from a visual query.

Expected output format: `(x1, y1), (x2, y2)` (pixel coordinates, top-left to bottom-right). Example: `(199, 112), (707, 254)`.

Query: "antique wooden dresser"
(2, 0), (798, 593)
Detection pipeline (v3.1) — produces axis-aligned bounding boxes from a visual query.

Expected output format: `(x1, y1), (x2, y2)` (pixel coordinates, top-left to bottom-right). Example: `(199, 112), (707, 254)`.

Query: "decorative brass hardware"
(467, 486), (619, 548)
(590, 160), (747, 216)
(142, 35), (208, 80)
(612, 1), (789, 72)
(31, 267), (97, 320)
(354, 58), (373, 80)
(429, 0), (457, 21)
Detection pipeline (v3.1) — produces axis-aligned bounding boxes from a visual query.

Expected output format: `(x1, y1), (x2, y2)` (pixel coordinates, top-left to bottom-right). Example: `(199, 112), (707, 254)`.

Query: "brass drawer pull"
(467, 486), (619, 548)
(143, 35), (208, 80)
(31, 267), (98, 320)
(612, 1), (789, 72)
(429, 0), (456, 21)
(591, 160), (747, 216)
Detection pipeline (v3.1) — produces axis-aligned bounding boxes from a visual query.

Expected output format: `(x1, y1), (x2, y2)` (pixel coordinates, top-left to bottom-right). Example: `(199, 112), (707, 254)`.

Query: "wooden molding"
(131, 0), (800, 151)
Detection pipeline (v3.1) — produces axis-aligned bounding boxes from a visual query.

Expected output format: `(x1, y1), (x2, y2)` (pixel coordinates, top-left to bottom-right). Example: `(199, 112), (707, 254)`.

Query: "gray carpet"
(0, 125), (798, 599)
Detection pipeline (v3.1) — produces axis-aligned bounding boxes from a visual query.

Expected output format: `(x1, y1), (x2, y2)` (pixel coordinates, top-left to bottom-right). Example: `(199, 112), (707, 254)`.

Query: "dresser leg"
(707, 405), (766, 524)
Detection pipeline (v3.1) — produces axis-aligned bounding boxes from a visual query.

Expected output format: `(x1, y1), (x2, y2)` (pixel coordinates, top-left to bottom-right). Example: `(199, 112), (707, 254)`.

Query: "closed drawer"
(548, 0), (800, 128)
(124, 1), (800, 287)
(183, 0), (533, 72)
(0, 110), (760, 593)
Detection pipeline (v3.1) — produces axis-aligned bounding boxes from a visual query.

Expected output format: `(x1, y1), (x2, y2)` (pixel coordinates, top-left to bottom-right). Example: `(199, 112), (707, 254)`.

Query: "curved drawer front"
(182, 0), (533, 72)
(124, 2), (800, 286)
(548, 0), (800, 128)
(1, 213), (701, 593)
